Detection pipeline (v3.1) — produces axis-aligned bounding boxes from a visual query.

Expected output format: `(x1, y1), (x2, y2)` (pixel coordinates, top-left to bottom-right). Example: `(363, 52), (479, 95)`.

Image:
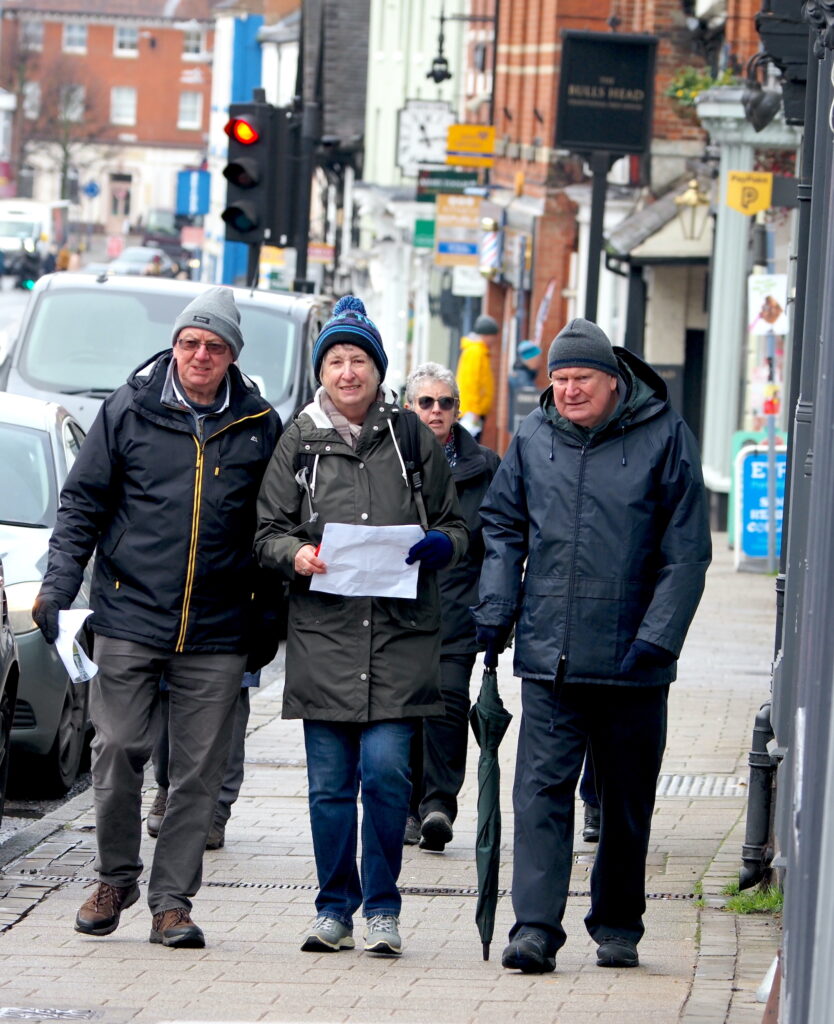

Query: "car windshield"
(0, 219), (37, 240)
(17, 287), (300, 404)
(0, 422), (56, 527)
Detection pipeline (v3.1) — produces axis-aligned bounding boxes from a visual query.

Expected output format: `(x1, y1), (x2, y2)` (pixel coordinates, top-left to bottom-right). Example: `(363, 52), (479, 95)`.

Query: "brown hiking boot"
(149, 907), (205, 948)
(75, 881), (140, 936)
(146, 787), (167, 838)
(205, 821), (225, 850)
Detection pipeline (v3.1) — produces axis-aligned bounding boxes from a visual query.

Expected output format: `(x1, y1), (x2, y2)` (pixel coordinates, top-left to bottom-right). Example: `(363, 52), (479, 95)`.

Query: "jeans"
(510, 679), (668, 954)
(303, 719), (414, 926)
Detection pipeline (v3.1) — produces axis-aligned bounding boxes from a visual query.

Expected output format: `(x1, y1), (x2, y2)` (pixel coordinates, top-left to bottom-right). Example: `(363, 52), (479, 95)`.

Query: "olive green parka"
(255, 395), (468, 722)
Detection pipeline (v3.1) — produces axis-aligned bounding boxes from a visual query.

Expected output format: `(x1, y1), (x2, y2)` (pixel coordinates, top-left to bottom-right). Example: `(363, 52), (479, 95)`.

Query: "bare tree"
(1, 39), (110, 199)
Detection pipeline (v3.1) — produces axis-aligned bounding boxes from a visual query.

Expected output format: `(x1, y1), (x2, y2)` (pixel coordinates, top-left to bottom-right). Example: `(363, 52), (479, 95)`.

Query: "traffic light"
(221, 102), (276, 244)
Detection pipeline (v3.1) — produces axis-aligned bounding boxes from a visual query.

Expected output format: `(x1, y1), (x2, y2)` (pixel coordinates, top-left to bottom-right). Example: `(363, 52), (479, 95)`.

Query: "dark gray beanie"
(473, 314), (499, 336)
(172, 286), (244, 359)
(547, 318), (618, 375)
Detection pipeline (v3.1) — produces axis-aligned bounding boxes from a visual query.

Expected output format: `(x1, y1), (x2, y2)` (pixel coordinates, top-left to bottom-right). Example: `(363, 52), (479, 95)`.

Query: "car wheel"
(28, 678), (89, 797)
(0, 684), (15, 825)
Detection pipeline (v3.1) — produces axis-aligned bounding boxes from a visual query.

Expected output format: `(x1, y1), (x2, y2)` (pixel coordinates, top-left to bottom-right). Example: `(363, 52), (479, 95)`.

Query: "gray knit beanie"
(547, 318), (618, 375)
(473, 314), (499, 336)
(171, 286), (244, 359)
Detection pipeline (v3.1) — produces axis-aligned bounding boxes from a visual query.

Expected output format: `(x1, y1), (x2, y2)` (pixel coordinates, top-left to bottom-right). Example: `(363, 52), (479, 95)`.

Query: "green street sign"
(414, 218), (436, 248)
(416, 169), (479, 202)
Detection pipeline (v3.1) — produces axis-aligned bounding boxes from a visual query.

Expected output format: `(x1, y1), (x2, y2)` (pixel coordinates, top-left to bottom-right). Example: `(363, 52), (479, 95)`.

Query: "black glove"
(476, 623), (513, 669)
(32, 593), (62, 645)
(620, 639), (676, 675)
(405, 530), (453, 570)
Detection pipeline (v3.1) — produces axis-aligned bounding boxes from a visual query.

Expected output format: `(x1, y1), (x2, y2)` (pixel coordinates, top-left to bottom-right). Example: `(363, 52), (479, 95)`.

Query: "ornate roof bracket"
(803, 1), (834, 57)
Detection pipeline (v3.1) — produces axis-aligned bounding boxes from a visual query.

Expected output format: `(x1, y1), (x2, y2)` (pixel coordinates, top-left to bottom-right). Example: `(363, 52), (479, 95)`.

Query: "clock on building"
(396, 99), (455, 177)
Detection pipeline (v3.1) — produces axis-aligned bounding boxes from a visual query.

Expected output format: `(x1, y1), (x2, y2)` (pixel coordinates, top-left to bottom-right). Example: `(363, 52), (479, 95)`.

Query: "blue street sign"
(437, 241), (478, 256)
(737, 446), (787, 559)
(176, 169), (210, 216)
(82, 181), (100, 198)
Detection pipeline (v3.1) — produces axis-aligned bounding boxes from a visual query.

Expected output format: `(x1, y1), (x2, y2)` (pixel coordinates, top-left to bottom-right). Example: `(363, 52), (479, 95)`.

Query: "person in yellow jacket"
(455, 314), (499, 439)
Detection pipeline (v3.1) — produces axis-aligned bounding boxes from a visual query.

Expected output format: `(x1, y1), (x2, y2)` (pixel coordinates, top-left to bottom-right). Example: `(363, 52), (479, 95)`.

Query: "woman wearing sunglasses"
(403, 362), (501, 853)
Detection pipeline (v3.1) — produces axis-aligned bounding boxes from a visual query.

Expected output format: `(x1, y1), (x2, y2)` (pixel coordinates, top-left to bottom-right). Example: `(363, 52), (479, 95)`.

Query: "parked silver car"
(0, 272), (331, 431)
(0, 557), (19, 823)
(0, 393), (91, 795)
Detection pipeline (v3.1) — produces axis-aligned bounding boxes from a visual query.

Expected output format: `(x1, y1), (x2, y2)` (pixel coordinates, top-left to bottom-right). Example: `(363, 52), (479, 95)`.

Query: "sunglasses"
(417, 395), (456, 411)
(178, 338), (229, 356)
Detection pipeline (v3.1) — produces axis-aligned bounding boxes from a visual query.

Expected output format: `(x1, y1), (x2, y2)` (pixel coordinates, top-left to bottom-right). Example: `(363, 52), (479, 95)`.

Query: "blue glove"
(620, 639), (676, 675)
(405, 530), (453, 570)
(476, 624), (512, 669)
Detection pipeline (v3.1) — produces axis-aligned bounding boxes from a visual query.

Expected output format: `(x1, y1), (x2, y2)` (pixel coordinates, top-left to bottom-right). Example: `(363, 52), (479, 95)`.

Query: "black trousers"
(510, 679), (668, 955)
(408, 652), (477, 823)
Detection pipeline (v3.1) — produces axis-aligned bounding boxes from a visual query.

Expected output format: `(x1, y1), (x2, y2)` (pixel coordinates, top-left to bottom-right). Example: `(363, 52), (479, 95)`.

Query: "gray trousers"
(89, 636), (245, 914)
(153, 687), (251, 827)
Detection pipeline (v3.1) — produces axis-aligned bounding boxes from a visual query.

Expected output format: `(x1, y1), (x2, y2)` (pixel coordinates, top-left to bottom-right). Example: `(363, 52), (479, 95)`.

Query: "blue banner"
(176, 169), (210, 216)
(738, 448), (786, 559)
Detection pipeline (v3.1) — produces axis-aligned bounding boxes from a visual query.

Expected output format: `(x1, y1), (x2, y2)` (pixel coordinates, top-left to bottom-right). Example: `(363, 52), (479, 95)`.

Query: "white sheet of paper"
(56, 609), (98, 684)
(309, 522), (425, 599)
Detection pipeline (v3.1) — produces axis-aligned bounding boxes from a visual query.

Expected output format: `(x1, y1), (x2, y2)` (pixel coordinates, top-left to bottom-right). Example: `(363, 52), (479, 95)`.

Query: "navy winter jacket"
(473, 348), (711, 686)
(42, 349), (281, 653)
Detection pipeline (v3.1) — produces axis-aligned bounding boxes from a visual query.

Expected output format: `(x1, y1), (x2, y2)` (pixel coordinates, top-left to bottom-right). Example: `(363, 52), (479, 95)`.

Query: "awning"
(606, 175), (714, 264)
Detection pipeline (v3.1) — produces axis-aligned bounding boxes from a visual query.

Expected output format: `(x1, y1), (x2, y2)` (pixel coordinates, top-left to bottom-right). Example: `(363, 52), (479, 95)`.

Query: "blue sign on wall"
(176, 169), (210, 216)
(737, 446), (787, 559)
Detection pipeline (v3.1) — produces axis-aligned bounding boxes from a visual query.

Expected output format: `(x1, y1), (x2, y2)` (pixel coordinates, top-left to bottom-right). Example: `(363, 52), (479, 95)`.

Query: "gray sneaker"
(301, 915), (355, 952)
(364, 914), (402, 956)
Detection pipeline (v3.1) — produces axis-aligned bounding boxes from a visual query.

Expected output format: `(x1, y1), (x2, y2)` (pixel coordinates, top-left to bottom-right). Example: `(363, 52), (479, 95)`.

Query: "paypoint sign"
(726, 171), (773, 215)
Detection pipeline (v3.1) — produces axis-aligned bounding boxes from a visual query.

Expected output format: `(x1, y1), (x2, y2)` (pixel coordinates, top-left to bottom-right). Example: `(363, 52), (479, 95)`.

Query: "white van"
(0, 199), (70, 275)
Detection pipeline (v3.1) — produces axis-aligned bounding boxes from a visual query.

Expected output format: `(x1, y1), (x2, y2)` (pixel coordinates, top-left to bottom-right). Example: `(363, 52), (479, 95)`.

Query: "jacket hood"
(539, 346), (668, 437)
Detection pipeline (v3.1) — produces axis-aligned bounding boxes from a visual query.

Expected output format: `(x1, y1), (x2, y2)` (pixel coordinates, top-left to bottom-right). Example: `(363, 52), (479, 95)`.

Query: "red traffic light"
(224, 117), (260, 145)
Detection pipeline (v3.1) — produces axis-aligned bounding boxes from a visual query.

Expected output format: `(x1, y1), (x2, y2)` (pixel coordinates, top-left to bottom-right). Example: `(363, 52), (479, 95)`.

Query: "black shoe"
(501, 932), (556, 974)
(205, 822), (225, 850)
(582, 802), (600, 843)
(419, 810), (453, 852)
(403, 814), (421, 846)
(596, 935), (639, 967)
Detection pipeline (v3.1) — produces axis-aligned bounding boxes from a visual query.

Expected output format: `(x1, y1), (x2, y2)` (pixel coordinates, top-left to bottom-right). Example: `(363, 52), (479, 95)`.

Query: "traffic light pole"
(246, 243), (260, 290)
(293, 100), (320, 293)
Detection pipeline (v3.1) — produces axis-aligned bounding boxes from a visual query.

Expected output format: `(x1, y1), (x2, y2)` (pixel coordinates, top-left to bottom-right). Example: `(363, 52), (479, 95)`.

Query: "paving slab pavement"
(0, 533), (780, 1023)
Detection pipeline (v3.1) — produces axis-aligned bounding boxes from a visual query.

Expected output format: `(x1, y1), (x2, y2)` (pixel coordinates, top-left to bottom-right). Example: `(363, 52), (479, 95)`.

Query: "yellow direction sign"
(726, 171), (773, 215)
(447, 124), (495, 168)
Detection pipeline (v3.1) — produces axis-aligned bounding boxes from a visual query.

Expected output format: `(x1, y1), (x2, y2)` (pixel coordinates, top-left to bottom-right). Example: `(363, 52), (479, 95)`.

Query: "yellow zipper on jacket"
(175, 408), (273, 652)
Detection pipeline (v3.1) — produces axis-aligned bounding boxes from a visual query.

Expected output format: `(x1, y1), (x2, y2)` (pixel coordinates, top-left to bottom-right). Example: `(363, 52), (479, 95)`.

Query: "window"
(21, 20), (44, 51)
(60, 84), (85, 123)
(63, 22), (87, 52)
(114, 25), (139, 55)
(177, 91), (202, 130)
(182, 28), (205, 57)
(23, 82), (41, 120)
(110, 87), (137, 126)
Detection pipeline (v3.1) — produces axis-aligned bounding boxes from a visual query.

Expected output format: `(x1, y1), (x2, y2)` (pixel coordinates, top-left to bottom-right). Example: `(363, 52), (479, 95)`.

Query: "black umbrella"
(469, 658), (513, 961)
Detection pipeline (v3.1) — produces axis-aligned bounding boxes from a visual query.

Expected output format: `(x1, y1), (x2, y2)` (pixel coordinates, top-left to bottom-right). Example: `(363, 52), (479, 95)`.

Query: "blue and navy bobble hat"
(312, 295), (388, 382)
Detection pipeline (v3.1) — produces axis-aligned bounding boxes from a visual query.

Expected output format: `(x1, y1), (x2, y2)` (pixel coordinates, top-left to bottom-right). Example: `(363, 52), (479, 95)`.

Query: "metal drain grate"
(10, 874), (695, 901)
(656, 774), (747, 797)
(0, 1010), (97, 1021)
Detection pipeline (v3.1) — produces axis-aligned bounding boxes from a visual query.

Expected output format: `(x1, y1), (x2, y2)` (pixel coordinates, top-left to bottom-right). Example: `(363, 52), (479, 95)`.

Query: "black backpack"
(293, 407), (428, 530)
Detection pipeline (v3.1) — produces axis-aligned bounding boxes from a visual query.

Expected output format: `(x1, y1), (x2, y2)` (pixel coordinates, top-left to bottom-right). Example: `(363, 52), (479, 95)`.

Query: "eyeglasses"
(178, 338), (229, 356)
(417, 395), (456, 411)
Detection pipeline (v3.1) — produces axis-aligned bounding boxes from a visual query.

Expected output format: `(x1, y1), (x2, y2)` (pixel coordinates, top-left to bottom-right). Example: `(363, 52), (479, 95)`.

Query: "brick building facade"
(0, 0), (214, 232)
(469, 0), (760, 452)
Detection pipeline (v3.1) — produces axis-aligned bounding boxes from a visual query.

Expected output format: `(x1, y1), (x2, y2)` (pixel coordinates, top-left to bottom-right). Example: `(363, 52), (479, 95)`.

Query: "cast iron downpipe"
(739, 702), (777, 889)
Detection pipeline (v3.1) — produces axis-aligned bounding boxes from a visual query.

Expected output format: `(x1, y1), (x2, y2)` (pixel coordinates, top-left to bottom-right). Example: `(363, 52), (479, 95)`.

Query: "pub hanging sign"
(555, 31), (658, 155)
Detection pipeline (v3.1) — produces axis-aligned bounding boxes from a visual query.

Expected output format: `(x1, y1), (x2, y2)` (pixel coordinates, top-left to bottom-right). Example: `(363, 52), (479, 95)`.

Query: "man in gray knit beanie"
(547, 318), (620, 429)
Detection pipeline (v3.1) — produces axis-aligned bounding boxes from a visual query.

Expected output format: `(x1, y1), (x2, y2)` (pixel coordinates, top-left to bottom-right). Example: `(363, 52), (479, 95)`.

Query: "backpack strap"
(395, 408), (428, 532)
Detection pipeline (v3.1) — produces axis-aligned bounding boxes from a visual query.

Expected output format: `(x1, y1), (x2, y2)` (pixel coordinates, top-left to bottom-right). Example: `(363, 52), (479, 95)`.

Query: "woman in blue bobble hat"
(255, 295), (467, 958)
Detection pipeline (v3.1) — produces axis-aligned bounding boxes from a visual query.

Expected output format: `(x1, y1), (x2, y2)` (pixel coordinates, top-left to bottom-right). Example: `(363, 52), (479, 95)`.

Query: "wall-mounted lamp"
(674, 178), (711, 240)
(741, 52), (782, 132)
